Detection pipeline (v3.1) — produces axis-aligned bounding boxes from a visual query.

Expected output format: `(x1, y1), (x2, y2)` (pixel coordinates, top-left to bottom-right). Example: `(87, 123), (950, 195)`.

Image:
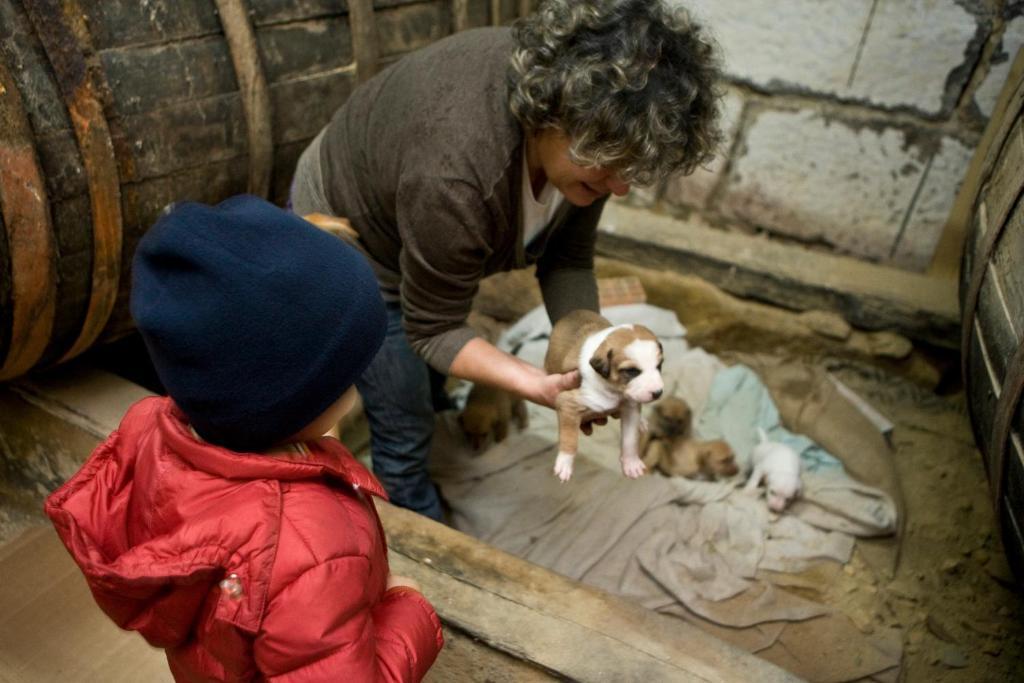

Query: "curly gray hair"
(509, 0), (722, 185)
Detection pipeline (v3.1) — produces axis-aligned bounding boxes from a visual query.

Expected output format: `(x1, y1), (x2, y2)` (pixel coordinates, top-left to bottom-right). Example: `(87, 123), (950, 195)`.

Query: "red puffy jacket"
(45, 396), (443, 682)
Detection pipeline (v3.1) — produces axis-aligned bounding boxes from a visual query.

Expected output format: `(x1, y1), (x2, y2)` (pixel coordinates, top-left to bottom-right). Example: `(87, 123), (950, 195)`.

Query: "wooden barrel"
(960, 49), (1024, 580)
(0, 0), (531, 381)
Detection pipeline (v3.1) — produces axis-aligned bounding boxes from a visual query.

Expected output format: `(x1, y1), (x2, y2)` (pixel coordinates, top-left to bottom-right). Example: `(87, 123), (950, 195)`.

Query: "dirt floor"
(1, 258), (1022, 682)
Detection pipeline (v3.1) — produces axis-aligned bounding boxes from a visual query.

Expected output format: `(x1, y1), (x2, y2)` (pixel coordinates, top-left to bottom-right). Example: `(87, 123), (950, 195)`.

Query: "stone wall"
(623, 0), (1024, 272)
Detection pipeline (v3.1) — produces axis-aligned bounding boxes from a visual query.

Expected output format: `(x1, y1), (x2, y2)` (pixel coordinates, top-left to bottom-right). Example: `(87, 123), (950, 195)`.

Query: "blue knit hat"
(131, 195), (386, 451)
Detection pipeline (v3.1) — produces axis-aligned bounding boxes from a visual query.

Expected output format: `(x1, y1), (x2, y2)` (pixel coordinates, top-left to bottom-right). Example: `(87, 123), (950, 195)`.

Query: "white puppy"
(743, 428), (802, 512)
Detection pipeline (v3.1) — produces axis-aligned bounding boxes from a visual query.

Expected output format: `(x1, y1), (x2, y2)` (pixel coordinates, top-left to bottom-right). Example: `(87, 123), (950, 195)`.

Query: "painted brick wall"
(623, 0), (1023, 272)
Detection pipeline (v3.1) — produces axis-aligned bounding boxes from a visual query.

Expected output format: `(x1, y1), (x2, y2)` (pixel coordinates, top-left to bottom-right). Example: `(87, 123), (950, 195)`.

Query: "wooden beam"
(597, 203), (960, 349)
(378, 500), (797, 683)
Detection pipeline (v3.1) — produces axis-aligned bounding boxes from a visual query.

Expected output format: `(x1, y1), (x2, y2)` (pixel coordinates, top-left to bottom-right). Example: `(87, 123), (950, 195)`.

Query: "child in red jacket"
(45, 196), (443, 682)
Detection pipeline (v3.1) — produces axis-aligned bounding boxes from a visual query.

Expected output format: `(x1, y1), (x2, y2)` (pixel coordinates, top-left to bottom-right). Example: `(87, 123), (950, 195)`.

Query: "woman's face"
(534, 129), (631, 207)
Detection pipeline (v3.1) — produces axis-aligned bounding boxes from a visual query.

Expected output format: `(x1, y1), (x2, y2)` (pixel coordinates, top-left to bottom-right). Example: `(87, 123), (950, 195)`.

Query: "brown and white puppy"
(658, 438), (739, 480)
(544, 309), (664, 481)
(459, 383), (529, 451)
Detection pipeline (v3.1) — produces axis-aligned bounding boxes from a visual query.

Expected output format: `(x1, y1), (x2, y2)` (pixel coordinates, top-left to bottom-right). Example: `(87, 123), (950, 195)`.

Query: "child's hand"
(387, 574), (421, 592)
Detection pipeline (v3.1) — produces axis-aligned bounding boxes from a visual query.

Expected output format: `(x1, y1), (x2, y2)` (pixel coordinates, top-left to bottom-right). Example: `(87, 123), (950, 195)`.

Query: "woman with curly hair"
(290, 0), (721, 521)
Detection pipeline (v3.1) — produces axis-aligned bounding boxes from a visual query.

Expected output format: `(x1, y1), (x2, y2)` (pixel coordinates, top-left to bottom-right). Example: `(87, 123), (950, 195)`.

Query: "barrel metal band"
(491, 0), (502, 25)
(349, 0), (379, 84)
(22, 0), (122, 364)
(0, 55), (57, 380)
(991, 341), (1024, 515)
(214, 0), (273, 198)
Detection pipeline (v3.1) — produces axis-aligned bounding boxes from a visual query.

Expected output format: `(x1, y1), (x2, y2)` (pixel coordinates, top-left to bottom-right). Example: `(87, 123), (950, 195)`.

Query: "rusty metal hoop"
(22, 0), (123, 364)
(0, 55), (57, 380)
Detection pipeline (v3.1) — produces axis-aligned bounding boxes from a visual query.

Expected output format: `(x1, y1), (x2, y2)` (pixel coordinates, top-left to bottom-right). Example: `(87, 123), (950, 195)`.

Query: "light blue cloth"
(695, 365), (843, 474)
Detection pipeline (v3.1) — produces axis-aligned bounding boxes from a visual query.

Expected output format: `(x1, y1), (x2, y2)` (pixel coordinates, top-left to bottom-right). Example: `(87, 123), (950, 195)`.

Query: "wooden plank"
(257, 17), (354, 82)
(377, 1), (449, 58)
(99, 37), (237, 118)
(98, 19), (352, 117)
(84, 0), (225, 51)
(378, 501), (798, 683)
(0, 0), (72, 135)
(977, 259), (1019, 381)
(427, 628), (555, 682)
(968, 326), (1001, 463)
(598, 203), (960, 349)
(991, 204), (1024, 339)
(269, 67), (355, 144)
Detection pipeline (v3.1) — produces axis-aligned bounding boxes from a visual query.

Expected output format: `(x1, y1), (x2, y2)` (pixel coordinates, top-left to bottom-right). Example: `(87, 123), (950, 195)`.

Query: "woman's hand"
(528, 369), (580, 409)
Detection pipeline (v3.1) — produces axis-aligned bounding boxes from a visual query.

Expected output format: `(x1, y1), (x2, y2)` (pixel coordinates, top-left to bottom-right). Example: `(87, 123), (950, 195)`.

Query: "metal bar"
(0, 55), (57, 380)
(214, 0), (274, 198)
(22, 0), (122, 364)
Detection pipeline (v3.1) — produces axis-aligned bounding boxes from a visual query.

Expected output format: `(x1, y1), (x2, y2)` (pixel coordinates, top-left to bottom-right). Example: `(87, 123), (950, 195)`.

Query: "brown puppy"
(459, 383), (529, 451)
(544, 309), (664, 482)
(640, 396), (693, 470)
(659, 438), (739, 480)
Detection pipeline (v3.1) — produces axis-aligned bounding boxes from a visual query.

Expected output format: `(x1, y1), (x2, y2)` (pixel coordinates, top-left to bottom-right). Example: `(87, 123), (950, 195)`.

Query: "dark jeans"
(356, 301), (447, 522)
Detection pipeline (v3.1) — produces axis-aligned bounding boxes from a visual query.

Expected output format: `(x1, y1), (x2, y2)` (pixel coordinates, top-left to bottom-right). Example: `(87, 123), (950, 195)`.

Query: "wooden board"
(597, 202), (960, 349)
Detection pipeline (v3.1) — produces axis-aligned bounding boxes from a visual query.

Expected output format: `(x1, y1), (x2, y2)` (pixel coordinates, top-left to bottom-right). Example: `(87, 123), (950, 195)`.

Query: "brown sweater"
(291, 27), (602, 373)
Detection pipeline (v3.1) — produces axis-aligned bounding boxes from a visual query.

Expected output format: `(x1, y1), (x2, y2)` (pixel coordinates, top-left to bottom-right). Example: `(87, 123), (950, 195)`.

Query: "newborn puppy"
(545, 309), (664, 482)
(648, 396), (693, 441)
(459, 383), (528, 451)
(657, 438), (739, 480)
(640, 396), (692, 470)
(743, 428), (802, 511)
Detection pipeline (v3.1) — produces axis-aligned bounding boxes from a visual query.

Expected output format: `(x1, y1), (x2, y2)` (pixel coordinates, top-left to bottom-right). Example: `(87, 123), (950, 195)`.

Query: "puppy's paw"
(621, 456), (646, 479)
(553, 452), (575, 482)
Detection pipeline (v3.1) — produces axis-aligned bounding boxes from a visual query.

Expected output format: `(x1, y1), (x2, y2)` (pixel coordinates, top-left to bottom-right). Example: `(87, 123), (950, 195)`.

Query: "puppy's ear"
(590, 348), (613, 378)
